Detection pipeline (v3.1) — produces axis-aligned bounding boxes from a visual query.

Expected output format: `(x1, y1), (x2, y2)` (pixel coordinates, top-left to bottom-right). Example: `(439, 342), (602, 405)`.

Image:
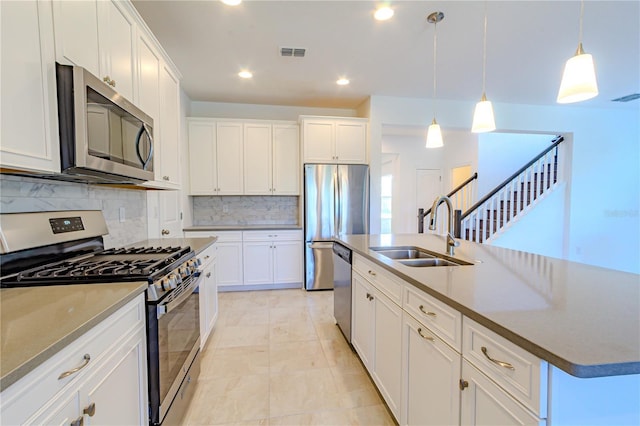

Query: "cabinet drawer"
(1, 295), (145, 422)
(185, 231), (242, 243)
(404, 285), (462, 352)
(243, 230), (301, 241)
(463, 317), (547, 417)
(353, 255), (402, 304)
(197, 244), (216, 267)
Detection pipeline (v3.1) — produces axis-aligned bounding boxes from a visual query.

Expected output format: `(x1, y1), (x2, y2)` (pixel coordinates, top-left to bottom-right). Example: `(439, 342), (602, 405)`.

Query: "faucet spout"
(427, 195), (460, 256)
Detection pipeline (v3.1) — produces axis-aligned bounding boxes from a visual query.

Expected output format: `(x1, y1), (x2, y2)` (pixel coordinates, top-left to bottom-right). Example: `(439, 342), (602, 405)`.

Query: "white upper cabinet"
(1, 0), (60, 173)
(136, 32), (160, 124)
(301, 116), (368, 164)
(97, 0), (136, 101)
(189, 119), (298, 196)
(244, 122), (300, 195)
(53, 0), (136, 102)
(156, 62), (181, 186)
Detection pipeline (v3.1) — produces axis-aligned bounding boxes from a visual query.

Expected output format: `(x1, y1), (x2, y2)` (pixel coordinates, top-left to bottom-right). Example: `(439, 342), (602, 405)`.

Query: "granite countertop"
(0, 282), (147, 391)
(184, 225), (302, 232)
(132, 237), (217, 255)
(337, 233), (640, 378)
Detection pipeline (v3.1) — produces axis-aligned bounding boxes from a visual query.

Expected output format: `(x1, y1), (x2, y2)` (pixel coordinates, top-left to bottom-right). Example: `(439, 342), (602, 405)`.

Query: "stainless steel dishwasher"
(333, 242), (353, 344)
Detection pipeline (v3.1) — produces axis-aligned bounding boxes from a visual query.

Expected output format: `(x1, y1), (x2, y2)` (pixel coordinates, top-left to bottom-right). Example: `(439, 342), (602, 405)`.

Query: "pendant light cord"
(433, 20), (438, 118)
(482, 1), (488, 95)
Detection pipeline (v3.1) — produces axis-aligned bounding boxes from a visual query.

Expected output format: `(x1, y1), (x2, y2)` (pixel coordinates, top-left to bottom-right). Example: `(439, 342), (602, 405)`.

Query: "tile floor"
(182, 288), (395, 425)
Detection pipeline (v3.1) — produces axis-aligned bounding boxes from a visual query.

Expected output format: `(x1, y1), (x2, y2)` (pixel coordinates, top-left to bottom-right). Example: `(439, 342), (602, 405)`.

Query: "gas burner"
(102, 246), (183, 255)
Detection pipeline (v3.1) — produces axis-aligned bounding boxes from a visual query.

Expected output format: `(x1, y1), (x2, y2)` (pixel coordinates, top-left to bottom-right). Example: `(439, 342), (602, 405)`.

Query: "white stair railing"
(459, 136), (564, 243)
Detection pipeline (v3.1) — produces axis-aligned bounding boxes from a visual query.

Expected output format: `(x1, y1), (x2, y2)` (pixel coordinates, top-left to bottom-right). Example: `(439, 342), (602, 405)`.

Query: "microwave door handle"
(135, 124), (154, 170)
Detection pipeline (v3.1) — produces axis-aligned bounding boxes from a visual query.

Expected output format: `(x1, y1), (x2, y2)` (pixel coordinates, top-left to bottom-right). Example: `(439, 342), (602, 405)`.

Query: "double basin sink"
(370, 246), (472, 267)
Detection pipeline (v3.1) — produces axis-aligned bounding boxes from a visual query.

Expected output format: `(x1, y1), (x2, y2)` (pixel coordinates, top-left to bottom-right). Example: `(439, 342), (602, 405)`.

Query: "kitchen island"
(337, 233), (639, 425)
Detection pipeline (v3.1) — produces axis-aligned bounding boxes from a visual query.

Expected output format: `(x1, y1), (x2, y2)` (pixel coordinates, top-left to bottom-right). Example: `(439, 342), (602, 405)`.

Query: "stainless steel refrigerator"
(304, 164), (369, 290)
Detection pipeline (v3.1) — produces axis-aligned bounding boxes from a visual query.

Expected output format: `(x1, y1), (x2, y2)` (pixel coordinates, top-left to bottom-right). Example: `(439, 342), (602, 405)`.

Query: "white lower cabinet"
(460, 360), (542, 426)
(351, 269), (402, 420)
(243, 230), (303, 286)
(0, 294), (147, 426)
(401, 313), (461, 426)
(198, 244), (218, 348)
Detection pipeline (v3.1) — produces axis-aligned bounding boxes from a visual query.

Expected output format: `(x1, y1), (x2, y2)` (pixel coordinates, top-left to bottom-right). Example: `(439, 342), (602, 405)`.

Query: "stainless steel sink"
(370, 246), (472, 267)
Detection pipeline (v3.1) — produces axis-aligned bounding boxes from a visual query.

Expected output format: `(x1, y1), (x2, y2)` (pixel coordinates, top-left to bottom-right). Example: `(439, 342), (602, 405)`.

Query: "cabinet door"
(273, 240), (302, 284)
(52, 0), (101, 77)
(351, 272), (375, 370)
(83, 330), (147, 426)
(272, 124), (300, 195)
(243, 241), (273, 285)
(402, 313), (461, 426)
(1, 0), (60, 173)
(188, 121), (217, 195)
(158, 63), (181, 185)
(25, 390), (81, 426)
(460, 360), (542, 426)
(302, 120), (334, 163)
(243, 122), (272, 195)
(216, 122), (244, 195)
(98, 0), (135, 101)
(137, 33), (160, 123)
(217, 242), (244, 287)
(335, 121), (366, 164)
(372, 288), (402, 419)
(158, 190), (183, 239)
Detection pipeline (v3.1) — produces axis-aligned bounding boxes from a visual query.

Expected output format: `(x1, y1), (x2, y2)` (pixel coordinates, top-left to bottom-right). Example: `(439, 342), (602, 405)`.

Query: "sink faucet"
(428, 195), (460, 256)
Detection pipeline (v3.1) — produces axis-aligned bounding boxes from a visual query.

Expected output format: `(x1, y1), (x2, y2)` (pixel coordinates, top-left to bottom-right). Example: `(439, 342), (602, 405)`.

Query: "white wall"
(477, 132), (555, 197)
(366, 95), (640, 273)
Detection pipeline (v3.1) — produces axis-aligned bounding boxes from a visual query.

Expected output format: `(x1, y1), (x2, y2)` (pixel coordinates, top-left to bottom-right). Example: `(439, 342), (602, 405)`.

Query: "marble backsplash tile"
(193, 196), (299, 226)
(0, 175), (147, 248)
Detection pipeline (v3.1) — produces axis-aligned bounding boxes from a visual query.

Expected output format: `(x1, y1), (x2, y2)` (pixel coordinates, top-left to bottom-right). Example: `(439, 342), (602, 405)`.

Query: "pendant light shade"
(472, 93), (496, 133)
(557, 44), (598, 103)
(557, 0), (598, 104)
(472, 2), (496, 133)
(426, 118), (443, 148)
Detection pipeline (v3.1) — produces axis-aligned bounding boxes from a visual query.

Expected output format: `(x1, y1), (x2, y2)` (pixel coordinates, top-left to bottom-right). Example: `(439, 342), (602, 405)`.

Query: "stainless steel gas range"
(0, 210), (201, 425)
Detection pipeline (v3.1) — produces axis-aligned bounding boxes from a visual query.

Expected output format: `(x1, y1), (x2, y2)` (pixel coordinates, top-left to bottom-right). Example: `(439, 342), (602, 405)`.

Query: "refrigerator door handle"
(334, 168), (341, 236)
(308, 242), (334, 249)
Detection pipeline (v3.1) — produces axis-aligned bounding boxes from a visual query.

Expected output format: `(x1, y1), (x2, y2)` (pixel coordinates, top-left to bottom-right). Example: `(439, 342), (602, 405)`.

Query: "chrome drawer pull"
(481, 346), (515, 370)
(83, 402), (96, 417)
(417, 328), (434, 342)
(70, 416), (84, 426)
(58, 354), (91, 380)
(419, 305), (437, 317)
(368, 270), (377, 277)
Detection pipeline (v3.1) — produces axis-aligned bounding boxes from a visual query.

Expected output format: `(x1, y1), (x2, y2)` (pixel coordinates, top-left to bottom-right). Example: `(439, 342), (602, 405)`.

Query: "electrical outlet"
(119, 207), (126, 223)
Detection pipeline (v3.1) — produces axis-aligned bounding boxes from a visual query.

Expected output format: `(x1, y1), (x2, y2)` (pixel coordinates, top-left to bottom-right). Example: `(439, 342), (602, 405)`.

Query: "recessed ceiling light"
(238, 70), (253, 79)
(336, 78), (350, 86)
(221, 0), (242, 6)
(374, 6), (394, 21)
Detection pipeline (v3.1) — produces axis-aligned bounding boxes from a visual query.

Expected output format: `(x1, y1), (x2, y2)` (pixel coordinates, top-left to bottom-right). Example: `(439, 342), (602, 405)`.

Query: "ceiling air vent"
(612, 93), (640, 102)
(280, 47), (306, 57)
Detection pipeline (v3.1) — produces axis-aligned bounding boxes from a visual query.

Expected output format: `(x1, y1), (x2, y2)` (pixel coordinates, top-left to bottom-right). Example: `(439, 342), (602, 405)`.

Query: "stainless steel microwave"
(55, 63), (154, 183)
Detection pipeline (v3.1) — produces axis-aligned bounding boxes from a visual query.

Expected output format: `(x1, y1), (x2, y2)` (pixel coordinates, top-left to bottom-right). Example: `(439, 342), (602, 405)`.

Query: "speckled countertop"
(0, 282), (147, 391)
(337, 233), (640, 378)
(183, 225), (302, 232)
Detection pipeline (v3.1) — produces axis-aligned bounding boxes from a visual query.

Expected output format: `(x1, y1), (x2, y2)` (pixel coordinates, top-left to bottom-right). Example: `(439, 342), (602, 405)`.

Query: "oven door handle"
(157, 280), (197, 319)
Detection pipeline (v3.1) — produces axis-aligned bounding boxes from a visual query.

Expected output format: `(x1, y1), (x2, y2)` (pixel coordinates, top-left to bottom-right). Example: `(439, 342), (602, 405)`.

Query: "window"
(381, 174), (392, 233)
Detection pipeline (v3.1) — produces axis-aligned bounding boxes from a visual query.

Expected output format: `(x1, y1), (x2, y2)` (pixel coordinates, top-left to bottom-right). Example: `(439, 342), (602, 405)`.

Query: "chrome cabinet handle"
(417, 327), (434, 341)
(367, 270), (377, 277)
(58, 354), (91, 380)
(204, 255), (210, 260)
(161, 229), (170, 235)
(83, 402), (96, 417)
(365, 293), (374, 301)
(419, 305), (437, 317)
(163, 176), (170, 181)
(206, 272), (211, 278)
(481, 346), (515, 370)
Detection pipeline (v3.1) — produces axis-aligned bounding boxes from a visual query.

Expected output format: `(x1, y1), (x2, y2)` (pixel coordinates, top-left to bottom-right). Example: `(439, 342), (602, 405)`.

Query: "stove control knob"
(173, 273), (182, 285)
(168, 274), (178, 289)
(194, 258), (202, 268)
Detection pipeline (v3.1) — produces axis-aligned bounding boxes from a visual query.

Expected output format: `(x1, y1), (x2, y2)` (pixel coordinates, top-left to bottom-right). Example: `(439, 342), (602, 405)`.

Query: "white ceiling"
(131, 0), (640, 110)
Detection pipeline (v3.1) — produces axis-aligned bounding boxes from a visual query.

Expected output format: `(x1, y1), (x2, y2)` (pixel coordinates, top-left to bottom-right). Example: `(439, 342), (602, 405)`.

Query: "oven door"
(148, 277), (200, 425)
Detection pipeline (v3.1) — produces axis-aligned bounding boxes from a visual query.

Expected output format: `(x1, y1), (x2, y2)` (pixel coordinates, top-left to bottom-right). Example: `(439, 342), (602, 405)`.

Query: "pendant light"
(472, 1), (496, 133)
(426, 11), (444, 149)
(557, 0), (598, 103)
